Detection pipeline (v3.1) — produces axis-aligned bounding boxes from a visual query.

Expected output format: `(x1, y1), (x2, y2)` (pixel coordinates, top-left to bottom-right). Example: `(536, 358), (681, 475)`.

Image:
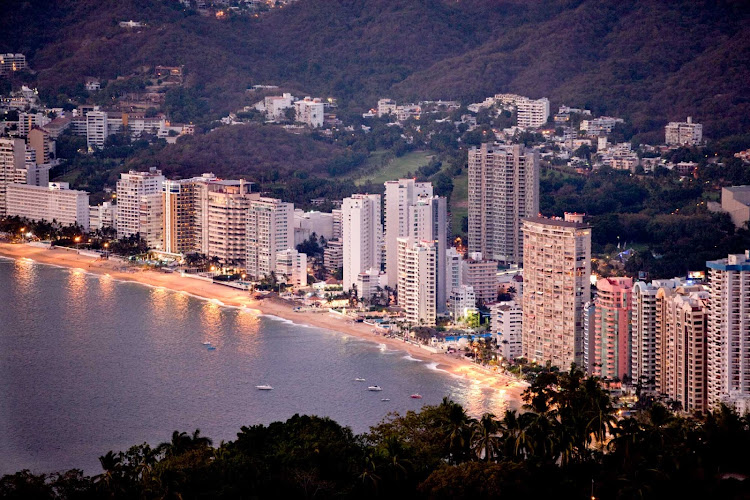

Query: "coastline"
(0, 242), (525, 409)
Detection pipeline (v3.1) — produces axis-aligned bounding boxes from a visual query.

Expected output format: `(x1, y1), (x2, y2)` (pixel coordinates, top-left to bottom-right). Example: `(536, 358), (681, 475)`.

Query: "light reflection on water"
(0, 259), (513, 475)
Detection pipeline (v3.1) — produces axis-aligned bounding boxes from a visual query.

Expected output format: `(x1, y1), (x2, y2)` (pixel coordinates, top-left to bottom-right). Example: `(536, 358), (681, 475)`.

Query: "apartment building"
(89, 202), (117, 231)
(492, 301), (523, 361)
(706, 251), (750, 411)
(377, 99), (397, 117)
(86, 111), (108, 151)
(446, 247), (463, 293)
(28, 128), (52, 165)
(0, 138), (26, 216)
(356, 267), (384, 300)
(275, 248), (307, 287)
(448, 285), (477, 321)
(116, 169), (164, 240)
(294, 97), (325, 128)
(665, 116), (703, 146)
(331, 208), (343, 240)
(397, 238), (437, 326)
(264, 93), (294, 120)
(246, 196), (294, 280)
(657, 285), (709, 413)
(631, 279), (683, 393)
(0, 53), (27, 75)
(468, 143), (539, 265)
(18, 113), (50, 138)
(522, 214), (591, 369)
(383, 179), (433, 287)
(323, 239), (343, 272)
(342, 194), (382, 292)
(516, 97), (550, 128)
(462, 256), (498, 305)
(6, 182), (89, 230)
(591, 277), (633, 379)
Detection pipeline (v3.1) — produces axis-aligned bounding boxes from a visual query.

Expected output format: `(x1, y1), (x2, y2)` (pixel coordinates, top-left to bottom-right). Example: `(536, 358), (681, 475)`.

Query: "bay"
(0, 257), (509, 475)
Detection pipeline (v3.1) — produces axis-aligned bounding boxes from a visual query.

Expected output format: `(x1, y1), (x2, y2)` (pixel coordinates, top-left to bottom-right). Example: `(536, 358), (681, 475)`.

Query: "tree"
(470, 413), (501, 461)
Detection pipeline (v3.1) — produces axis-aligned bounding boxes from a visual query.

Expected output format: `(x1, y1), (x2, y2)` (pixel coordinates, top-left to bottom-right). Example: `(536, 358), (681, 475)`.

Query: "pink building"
(592, 277), (633, 379)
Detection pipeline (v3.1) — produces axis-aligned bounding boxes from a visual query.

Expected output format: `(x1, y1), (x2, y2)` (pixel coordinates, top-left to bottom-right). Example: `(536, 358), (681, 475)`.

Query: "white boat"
(381, 398), (390, 402)
(367, 385), (382, 391)
(202, 341), (211, 345)
(255, 384), (273, 390)
(354, 377), (366, 382)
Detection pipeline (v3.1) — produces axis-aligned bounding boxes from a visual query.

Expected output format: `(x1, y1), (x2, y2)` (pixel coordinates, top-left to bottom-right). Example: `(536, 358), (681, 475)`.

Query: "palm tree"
(470, 413), (501, 461)
(95, 450), (123, 494)
(359, 450), (381, 493)
(158, 429), (213, 458)
(441, 398), (477, 464)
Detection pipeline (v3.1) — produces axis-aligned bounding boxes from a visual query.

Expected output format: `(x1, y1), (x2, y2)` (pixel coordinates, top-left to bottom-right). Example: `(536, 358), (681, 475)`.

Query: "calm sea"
(0, 257), (510, 475)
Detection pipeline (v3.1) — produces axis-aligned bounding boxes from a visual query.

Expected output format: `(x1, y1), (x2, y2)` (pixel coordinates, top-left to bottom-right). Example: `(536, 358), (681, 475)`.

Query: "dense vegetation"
(3, 367), (750, 499)
(1, 0), (749, 138)
(541, 164), (750, 277)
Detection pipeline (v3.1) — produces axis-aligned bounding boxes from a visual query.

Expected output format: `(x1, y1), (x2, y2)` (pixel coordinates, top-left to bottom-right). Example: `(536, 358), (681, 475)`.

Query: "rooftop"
(523, 216), (591, 229)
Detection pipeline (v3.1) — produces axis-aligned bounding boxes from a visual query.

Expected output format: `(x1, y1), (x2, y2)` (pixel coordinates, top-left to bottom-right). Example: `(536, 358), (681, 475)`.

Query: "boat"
(354, 377), (366, 382)
(207, 346), (217, 351)
(381, 398), (390, 402)
(410, 394), (423, 399)
(255, 384), (273, 390)
(367, 385), (382, 391)
(202, 341), (211, 345)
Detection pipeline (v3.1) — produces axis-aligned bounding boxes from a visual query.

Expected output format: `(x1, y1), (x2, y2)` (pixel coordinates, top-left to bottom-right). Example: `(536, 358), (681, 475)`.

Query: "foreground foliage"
(3, 367), (750, 499)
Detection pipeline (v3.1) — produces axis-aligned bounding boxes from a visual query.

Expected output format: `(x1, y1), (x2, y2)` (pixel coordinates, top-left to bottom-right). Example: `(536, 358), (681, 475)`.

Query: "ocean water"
(0, 257), (511, 475)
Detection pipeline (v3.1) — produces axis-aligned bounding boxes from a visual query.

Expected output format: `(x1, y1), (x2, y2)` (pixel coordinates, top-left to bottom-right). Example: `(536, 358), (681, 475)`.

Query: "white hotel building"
(116, 169), (164, 245)
(342, 194), (382, 293)
(516, 97), (550, 128)
(246, 196), (294, 280)
(6, 182), (90, 230)
(398, 238), (437, 326)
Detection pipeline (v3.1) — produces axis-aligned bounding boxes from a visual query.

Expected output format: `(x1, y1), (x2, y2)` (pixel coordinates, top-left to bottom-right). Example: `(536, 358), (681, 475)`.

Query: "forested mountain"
(1, 0), (749, 137)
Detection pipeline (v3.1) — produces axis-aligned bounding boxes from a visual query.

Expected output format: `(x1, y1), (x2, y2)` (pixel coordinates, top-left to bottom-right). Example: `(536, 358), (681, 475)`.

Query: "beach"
(0, 242), (526, 408)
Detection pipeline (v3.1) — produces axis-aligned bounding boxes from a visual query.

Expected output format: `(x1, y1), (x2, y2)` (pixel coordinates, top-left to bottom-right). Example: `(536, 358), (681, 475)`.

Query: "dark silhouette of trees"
(6, 367), (750, 498)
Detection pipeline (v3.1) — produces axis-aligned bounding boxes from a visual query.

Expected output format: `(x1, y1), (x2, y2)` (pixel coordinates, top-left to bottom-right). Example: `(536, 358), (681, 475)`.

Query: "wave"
(402, 354), (421, 362)
(260, 314), (316, 330)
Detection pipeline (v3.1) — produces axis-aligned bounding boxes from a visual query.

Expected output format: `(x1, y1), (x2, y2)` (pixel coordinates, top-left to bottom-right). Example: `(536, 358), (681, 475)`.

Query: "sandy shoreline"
(0, 242), (525, 410)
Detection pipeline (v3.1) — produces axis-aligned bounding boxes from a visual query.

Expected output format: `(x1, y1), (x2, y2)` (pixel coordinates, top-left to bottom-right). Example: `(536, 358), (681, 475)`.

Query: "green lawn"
(351, 150), (434, 186)
(52, 168), (82, 185)
(450, 170), (468, 238)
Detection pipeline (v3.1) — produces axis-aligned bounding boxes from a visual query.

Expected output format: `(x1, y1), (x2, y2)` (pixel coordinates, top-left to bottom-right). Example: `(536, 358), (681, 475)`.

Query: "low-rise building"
(6, 182), (89, 230)
(294, 97), (324, 128)
(516, 97), (550, 128)
(276, 248), (307, 287)
(448, 285), (476, 320)
(377, 98), (397, 117)
(0, 53), (27, 75)
(356, 267), (384, 300)
(89, 202), (117, 230)
(580, 117), (623, 136)
(665, 116), (702, 146)
(721, 186), (750, 228)
(264, 93), (295, 120)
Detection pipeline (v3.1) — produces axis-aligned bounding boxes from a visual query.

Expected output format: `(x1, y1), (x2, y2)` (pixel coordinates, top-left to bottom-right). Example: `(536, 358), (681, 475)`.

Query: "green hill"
(1, 0), (748, 137)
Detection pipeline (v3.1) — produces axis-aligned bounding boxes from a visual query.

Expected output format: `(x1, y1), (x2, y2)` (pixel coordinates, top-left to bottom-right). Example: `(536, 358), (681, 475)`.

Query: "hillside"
(1, 0), (749, 137)
(123, 124), (365, 205)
